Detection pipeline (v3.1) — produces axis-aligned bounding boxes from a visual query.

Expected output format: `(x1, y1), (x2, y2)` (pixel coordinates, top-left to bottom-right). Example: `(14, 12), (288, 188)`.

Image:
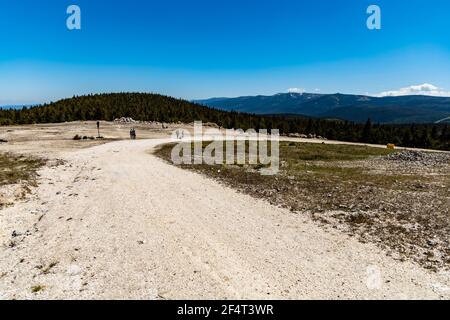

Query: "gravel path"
(1, 139), (449, 299)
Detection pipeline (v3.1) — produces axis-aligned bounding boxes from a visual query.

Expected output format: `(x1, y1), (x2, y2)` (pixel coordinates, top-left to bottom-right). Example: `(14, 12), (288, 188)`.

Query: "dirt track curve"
(1, 139), (450, 299)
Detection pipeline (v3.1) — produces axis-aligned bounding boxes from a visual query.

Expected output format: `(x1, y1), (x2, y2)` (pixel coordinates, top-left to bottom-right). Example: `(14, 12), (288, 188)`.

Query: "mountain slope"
(196, 93), (324, 115)
(197, 93), (450, 124)
(1, 92), (449, 150)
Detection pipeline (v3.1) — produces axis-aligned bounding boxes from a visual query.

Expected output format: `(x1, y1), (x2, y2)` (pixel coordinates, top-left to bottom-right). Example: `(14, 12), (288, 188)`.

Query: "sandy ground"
(1, 122), (450, 299)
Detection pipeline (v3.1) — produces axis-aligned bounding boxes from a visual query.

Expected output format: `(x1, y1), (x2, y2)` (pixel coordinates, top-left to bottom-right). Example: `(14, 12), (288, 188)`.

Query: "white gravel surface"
(1, 138), (450, 300)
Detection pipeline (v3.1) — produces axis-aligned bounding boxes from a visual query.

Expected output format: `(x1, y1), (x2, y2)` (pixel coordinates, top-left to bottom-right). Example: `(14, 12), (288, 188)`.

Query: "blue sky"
(1, 0), (450, 104)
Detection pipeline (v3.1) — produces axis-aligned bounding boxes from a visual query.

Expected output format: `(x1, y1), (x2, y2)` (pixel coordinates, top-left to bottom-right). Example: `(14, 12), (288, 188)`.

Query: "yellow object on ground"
(387, 144), (395, 150)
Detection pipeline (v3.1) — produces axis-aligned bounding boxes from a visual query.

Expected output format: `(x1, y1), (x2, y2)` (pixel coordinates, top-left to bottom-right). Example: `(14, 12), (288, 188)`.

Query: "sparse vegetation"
(0, 153), (45, 208)
(41, 262), (58, 275)
(31, 285), (45, 293)
(279, 142), (395, 161)
(0, 153), (45, 187)
(73, 135), (96, 141)
(156, 141), (450, 271)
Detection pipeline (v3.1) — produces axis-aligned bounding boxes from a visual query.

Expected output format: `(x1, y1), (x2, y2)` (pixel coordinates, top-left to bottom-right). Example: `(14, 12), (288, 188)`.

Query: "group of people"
(175, 129), (185, 140)
(130, 128), (137, 140)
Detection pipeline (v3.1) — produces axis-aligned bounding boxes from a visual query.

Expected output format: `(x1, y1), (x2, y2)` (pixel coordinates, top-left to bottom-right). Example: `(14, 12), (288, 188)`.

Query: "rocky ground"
(325, 151), (450, 272)
(384, 150), (450, 167)
(156, 143), (450, 272)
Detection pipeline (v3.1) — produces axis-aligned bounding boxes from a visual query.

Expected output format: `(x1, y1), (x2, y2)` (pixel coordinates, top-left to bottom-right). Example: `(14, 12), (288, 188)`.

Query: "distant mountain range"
(0, 105), (35, 110)
(195, 93), (450, 124)
(0, 105), (20, 110)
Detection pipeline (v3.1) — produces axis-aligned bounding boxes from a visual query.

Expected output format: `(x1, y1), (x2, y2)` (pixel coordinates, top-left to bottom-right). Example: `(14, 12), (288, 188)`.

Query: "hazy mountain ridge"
(0, 105), (37, 110)
(196, 93), (450, 124)
(0, 105), (24, 110)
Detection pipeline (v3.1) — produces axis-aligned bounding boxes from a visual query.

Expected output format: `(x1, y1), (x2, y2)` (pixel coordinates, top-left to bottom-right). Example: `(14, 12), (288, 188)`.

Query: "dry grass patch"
(0, 153), (46, 208)
(0, 153), (45, 187)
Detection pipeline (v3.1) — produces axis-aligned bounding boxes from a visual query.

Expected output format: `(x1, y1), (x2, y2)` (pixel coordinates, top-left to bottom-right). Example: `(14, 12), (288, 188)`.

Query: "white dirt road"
(1, 138), (450, 300)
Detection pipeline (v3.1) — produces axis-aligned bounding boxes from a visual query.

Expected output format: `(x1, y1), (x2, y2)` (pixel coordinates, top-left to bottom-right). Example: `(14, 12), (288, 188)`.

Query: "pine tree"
(0, 93), (449, 151)
(361, 118), (372, 143)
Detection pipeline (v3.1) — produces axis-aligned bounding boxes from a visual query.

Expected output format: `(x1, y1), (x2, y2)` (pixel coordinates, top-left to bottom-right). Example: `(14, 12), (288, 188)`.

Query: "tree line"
(1, 93), (449, 150)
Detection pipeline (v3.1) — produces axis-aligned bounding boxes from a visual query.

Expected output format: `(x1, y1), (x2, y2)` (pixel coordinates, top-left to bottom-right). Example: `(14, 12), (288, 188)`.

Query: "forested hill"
(0, 93), (449, 151)
(0, 93), (230, 126)
(0, 93), (314, 129)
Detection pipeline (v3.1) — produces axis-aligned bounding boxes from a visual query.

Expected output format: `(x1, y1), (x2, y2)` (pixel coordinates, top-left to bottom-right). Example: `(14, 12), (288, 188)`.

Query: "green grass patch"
(280, 142), (394, 161)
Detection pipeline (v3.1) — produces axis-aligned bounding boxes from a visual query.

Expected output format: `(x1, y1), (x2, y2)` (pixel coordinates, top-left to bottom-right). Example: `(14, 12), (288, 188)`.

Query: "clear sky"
(1, 0), (450, 104)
